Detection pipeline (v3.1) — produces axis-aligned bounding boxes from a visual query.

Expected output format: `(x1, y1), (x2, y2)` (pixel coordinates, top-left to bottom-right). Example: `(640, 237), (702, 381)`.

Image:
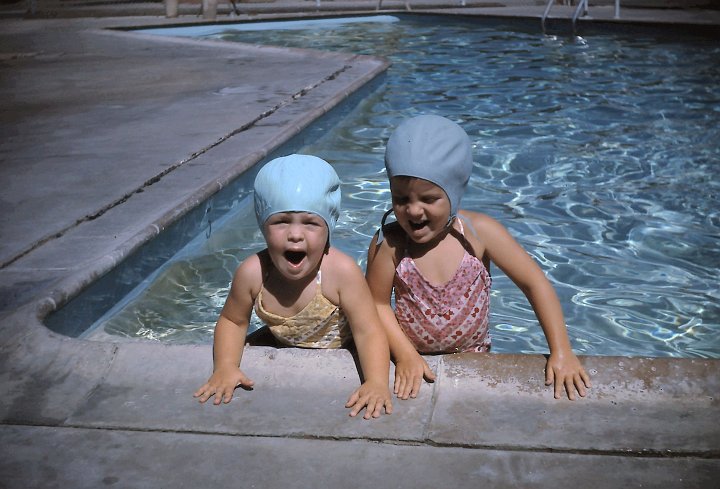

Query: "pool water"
(91, 16), (720, 358)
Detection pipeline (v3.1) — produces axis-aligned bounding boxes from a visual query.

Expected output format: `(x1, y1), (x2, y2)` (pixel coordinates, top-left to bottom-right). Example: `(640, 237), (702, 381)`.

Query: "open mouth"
(409, 220), (428, 231)
(284, 250), (306, 266)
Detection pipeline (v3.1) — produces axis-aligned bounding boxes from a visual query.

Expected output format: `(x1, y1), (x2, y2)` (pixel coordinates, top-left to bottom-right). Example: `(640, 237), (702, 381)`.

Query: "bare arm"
(325, 250), (393, 419)
(467, 211), (591, 399)
(365, 233), (436, 399)
(194, 256), (258, 404)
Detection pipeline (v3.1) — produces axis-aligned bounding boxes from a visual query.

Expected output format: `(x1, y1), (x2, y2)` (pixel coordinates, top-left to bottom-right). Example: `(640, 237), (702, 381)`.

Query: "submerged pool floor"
(83, 15), (720, 359)
(2, 11), (719, 489)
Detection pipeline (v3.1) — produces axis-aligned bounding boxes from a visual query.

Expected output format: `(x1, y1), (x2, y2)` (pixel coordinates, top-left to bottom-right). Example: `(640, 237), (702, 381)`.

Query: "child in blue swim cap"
(195, 154), (392, 419)
(366, 115), (591, 401)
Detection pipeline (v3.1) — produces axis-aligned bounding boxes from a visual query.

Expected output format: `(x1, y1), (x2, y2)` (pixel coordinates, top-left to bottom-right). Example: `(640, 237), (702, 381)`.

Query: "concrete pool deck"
(1, 3), (719, 487)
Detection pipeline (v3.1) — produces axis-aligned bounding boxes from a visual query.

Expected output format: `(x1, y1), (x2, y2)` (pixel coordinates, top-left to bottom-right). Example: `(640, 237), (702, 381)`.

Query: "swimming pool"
(74, 15), (719, 358)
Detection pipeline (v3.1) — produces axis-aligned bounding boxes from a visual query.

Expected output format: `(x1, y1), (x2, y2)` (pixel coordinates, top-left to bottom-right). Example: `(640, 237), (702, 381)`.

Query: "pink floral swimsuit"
(393, 219), (492, 354)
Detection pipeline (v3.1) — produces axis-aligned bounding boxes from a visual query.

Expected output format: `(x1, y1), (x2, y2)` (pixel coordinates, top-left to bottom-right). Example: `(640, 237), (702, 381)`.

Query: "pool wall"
(0, 15), (718, 487)
(43, 54), (388, 339)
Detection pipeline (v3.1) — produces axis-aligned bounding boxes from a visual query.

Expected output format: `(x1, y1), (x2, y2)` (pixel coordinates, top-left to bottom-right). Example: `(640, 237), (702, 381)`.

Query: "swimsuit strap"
(376, 208), (395, 244)
(457, 213), (481, 241)
(451, 215), (481, 259)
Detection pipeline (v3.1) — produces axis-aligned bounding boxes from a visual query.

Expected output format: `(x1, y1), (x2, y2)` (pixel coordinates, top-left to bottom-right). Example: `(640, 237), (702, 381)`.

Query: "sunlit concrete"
(1, 5), (718, 487)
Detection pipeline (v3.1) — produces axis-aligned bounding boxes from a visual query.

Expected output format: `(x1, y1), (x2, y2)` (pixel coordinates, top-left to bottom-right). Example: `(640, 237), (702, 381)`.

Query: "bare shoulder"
(322, 247), (362, 276)
(459, 209), (503, 231)
(320, 247), (366, 305)
(368, 221), (404, 264)
(457, 210), (513, 259)
(231, 251), (264, 296)
(459, 209), (514, 241)
(379, 221), (406, 249)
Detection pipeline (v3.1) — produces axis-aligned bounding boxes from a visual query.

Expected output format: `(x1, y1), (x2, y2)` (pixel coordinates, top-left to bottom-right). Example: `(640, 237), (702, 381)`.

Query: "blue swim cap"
(385, 115), (473, 218)
(253, 154), (341, 237)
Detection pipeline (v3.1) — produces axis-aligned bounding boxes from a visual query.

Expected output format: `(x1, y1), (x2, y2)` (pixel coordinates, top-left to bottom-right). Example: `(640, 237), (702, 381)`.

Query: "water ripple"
(104, 17), (720, 357)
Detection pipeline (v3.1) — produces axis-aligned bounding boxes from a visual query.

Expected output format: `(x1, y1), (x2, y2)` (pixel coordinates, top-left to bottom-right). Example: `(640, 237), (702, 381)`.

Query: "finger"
(345, 391), (360, 409)
(364, 398), (378, 420)
(393, 373), (401, 395)
(384, 398), (394, 415)
(409, 375), (422, 399)
(564, 377), (576, 401)
(423, 365), (437, 383)
(349, 397), (366, 417)
(396, 375), (411, 400)
(213, 389), (224, 405)
(193, 384), (209, 398)
(400, 382), (413, 400)
(375, 397), (388, 418)
(238, 374), (255, 388)
(574, 374), (588, 397)
(196, 392), (210, 404)
(195, 385), (216, 404)
(580, 369), (592, 388)
(211, 385), (231, 405)
(545, 366), (554, 386)
(370, 397), (386, 419)
(194, 388), (207, 402)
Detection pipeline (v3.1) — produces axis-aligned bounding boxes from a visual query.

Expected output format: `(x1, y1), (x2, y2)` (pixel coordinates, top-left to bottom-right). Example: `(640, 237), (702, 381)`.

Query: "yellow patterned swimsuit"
(254, 271), (351, 348)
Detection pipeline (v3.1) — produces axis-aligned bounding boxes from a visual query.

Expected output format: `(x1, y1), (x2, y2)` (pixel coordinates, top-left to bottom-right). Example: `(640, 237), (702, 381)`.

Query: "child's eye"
(392, 196), (408, 205)
(267, 215), (290, 225)
(302, 216), (325, 228)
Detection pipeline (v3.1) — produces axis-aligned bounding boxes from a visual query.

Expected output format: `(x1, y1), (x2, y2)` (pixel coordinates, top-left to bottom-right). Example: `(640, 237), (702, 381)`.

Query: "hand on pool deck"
(545, 351), (592, 401)
(194, 364), (393, 419)
(345, 379), (394, 419)
(389, 348), (591, 401)
(193, 365), (255, 405)
(393, 350), (436, 400)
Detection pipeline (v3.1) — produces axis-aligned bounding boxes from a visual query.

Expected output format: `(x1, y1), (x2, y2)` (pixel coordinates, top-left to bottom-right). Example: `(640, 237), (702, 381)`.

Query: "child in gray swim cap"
(366, 115), (591, 401)
(195, 154), (392, 419)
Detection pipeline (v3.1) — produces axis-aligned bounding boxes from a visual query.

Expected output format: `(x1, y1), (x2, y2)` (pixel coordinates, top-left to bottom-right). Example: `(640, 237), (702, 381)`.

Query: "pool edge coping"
(0, 13), (718, 470)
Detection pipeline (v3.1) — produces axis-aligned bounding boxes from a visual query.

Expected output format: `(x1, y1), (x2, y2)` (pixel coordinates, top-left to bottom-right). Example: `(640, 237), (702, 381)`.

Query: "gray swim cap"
(253, 154), (341, 237)
(385, 115), (473, 218)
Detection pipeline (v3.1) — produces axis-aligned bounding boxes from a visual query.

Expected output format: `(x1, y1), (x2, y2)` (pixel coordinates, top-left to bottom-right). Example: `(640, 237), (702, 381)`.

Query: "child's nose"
(287, 224), (304, 241)
(407, 201), (424, 218)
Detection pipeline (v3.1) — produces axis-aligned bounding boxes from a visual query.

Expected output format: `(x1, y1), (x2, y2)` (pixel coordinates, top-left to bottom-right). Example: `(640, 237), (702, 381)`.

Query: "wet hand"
(393, 353), (436, 400)
(345, 380), (393, 419)
(545, 352), (591, 400)
(193, 366), (254, 405)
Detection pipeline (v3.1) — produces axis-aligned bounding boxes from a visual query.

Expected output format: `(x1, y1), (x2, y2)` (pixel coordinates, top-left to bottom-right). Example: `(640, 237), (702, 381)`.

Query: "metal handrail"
(541, 0), (622, 35)
(571, 0), (588, 34)
(540, 0), (555, 33)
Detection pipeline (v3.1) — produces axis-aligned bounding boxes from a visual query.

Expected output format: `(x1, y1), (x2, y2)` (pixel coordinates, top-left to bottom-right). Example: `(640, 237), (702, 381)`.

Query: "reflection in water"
(98, 17), (720, 358)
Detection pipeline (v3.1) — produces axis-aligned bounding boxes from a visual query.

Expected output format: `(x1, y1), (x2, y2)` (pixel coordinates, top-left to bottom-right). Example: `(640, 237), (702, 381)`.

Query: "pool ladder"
(541, 0), (621, 35)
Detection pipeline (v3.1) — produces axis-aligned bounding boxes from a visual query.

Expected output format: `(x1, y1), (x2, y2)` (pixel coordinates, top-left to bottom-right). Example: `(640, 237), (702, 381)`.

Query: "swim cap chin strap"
(376, 208), (456, 244)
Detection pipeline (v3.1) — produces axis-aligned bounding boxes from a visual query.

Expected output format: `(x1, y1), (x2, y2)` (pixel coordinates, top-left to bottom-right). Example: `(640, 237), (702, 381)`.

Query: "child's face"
(390, 176), (451, 244)
(263, 212), (329, 280)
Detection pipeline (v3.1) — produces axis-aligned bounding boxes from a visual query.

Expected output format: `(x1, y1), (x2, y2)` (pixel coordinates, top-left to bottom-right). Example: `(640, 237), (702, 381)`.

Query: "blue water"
(93, 16), (720, 358)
